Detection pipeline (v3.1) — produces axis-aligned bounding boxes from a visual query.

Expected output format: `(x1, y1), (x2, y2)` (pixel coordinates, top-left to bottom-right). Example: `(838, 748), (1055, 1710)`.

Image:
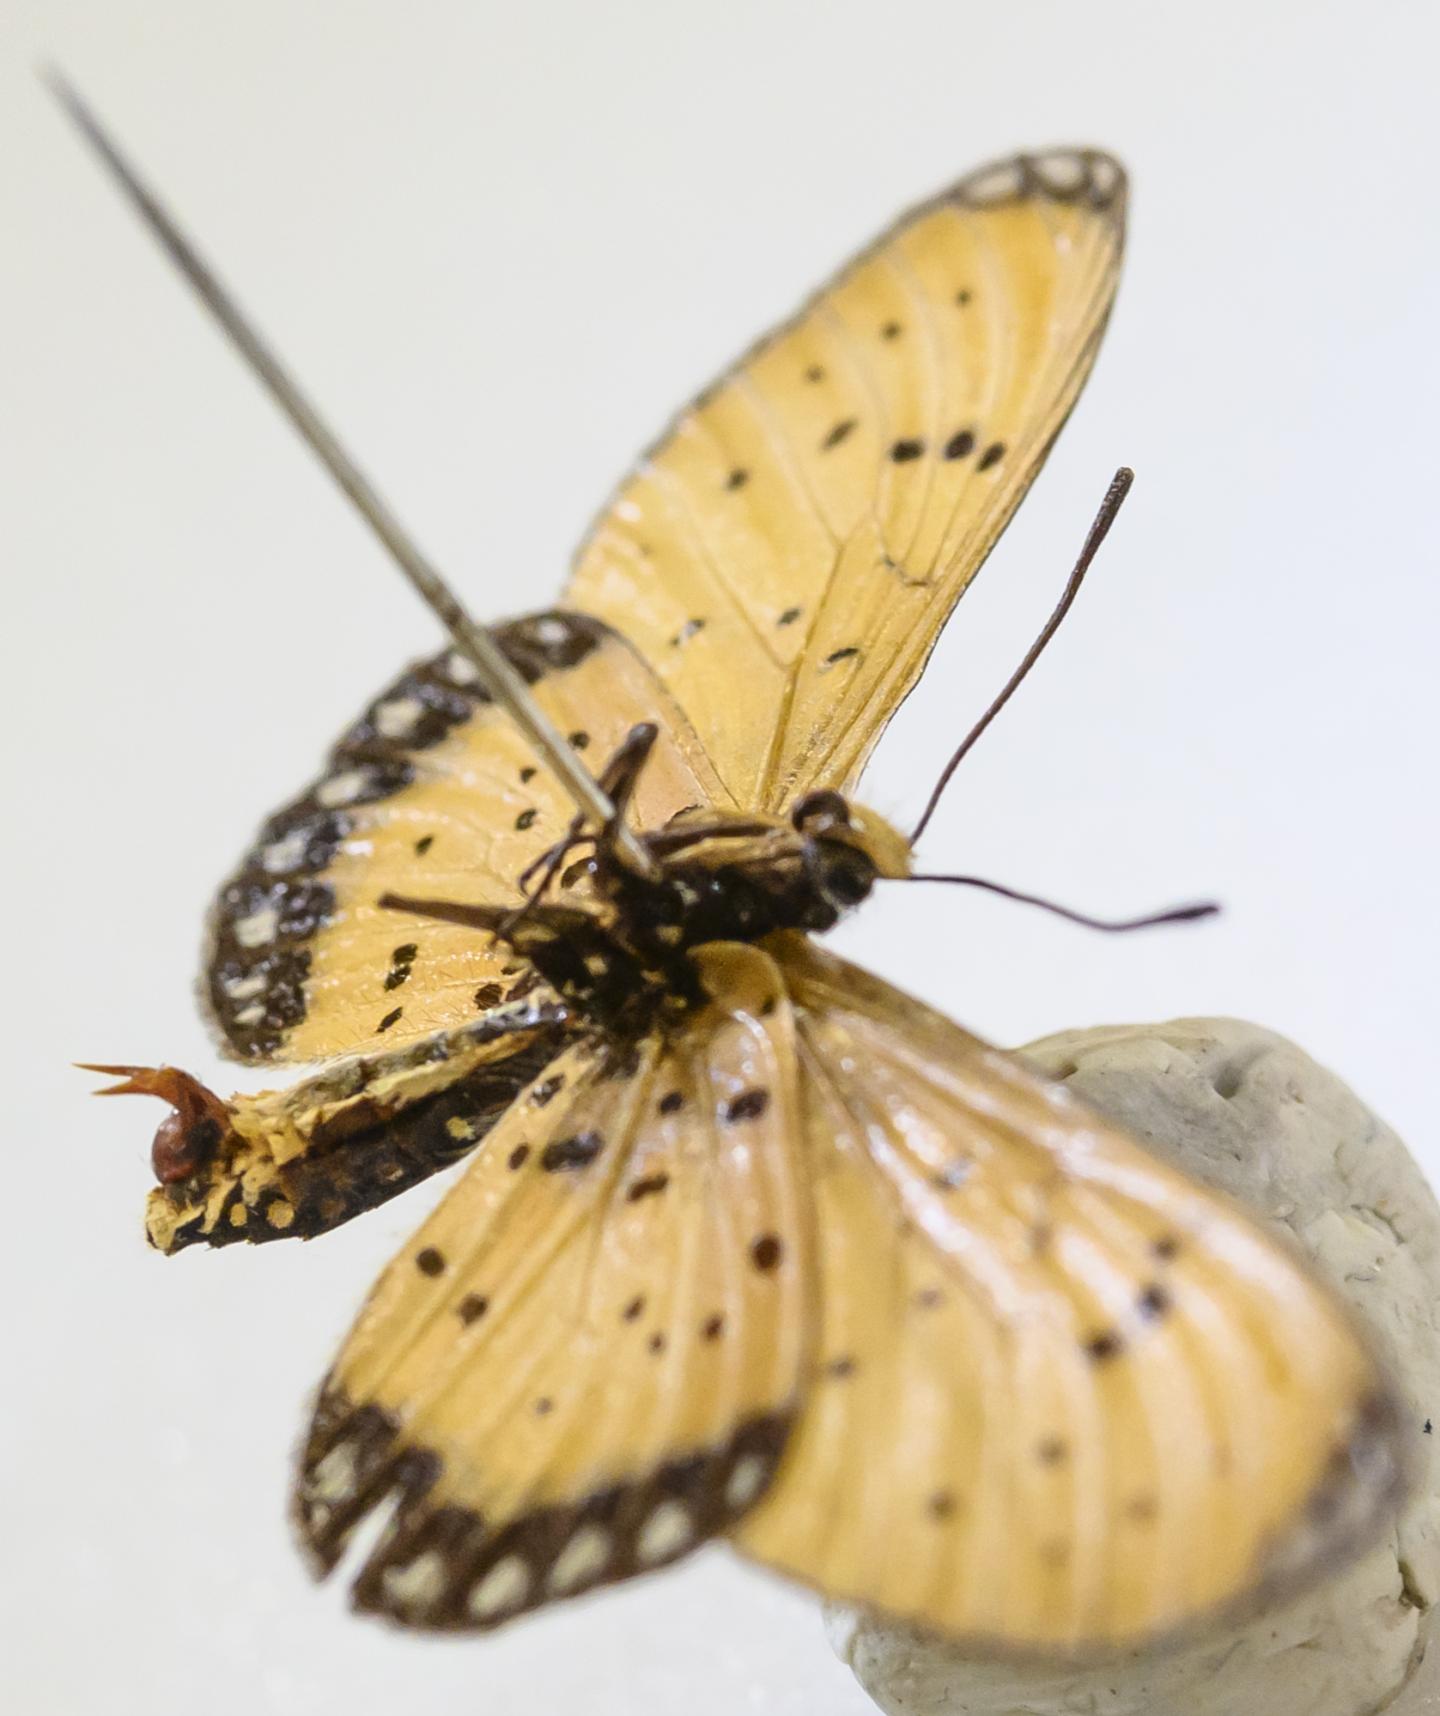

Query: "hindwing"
(295, 945), (809, 1629)
(732, 937), (1410, 1650)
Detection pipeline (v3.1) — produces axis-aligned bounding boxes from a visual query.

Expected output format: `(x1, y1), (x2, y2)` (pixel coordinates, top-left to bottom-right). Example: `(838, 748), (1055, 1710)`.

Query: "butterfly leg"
(594, 721), (660, 835)
(503, 722), (663, 935)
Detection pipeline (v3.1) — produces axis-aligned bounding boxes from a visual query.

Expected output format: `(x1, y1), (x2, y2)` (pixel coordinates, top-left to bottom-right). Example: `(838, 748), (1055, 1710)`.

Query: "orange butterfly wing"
(204, 612), (727, 1065)
(294, 945), (809, 1629)
(731, 936), (1409, 1649)
(567, 149), (1125, 812)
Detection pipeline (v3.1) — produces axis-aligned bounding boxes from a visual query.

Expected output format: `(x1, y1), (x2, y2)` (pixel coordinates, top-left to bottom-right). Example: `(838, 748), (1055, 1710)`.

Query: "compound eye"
(792, 789), (851, 834)
(817, 846), (874, 909)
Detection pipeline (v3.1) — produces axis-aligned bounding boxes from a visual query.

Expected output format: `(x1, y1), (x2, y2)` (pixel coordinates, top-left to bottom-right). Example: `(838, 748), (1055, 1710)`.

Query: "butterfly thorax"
(392, 790), (911, 1030)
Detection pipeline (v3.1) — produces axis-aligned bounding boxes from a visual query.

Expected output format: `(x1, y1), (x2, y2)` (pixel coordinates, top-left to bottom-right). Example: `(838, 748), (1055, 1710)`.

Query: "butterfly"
(64, 77), (1410, 1658)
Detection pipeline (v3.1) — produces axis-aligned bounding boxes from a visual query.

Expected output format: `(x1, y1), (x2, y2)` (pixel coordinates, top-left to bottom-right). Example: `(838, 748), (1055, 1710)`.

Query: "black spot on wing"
(385, 944), (418, 991)
(531, 1075), (565, 1107)
(723, 1089), (770, 1123)
(1085, 1329), (1125, 1364)
(540, 1132), (604, 1172)
(750, 1233), (784, 1272)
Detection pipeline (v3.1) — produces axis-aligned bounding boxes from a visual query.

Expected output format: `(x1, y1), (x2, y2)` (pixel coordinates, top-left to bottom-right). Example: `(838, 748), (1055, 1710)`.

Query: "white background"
(3, 3), (1437, 1712)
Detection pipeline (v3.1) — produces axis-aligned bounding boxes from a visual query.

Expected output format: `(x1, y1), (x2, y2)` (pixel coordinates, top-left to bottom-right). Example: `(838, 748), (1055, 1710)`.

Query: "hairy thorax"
(390, 790), (912, 1030)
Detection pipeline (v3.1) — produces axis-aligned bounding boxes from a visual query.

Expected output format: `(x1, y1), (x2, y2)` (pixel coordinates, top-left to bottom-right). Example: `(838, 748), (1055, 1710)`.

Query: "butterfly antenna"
(909, 466), (1135, 846)
(899, 871), (1219, 934)
(46, 70), (656, 878)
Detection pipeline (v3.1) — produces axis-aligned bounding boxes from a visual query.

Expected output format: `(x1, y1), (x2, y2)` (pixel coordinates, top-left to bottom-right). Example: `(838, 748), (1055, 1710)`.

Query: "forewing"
(567, 150), (1125, 812)
(295, 944), (810, 1630)
(205, 611), (726, 1064)
(734, 935), (1409, 1651)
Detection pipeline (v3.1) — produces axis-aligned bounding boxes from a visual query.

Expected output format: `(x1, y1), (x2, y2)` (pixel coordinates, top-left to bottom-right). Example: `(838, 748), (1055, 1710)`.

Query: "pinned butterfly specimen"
(61, 72), (1412, 1657)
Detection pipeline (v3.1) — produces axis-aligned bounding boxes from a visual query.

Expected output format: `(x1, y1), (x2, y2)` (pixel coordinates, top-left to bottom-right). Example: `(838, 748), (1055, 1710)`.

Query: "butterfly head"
(791, 790), (912, 911)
